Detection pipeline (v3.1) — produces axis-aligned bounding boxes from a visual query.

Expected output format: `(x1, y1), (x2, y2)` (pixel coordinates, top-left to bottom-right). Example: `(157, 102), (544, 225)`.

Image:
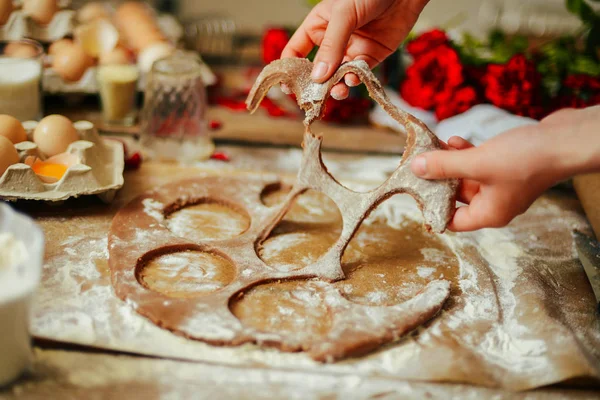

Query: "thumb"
(410, 148), (479, 180)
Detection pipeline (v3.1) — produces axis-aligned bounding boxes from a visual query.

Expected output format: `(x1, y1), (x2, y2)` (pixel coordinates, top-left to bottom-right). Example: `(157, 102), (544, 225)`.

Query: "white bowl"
(0, 203), (44, 387)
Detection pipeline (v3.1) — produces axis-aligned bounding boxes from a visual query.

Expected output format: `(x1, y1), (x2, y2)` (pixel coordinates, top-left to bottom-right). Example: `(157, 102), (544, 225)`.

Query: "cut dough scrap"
(247, 58), (458, 234)
(109, 60), (457, 361)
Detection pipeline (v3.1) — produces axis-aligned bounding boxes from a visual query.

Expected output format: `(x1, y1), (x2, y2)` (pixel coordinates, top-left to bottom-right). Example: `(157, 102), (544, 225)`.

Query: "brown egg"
(115, 1), (161, 52)
(48, 38), (73, 56)
(3, 42), (40, 58)
(0, 0), (13, 25)
(135, 28), (166, 51)
(99, 46), (132, 65)
(33, 115), (79, 157)
(0, 115), (27, 144)
(0, 136), (19, 177)
(23, 0), (59, 25)
(52, 44), (92, 82)
(116, 2), (150, 21)
(77, 2), (110, 24)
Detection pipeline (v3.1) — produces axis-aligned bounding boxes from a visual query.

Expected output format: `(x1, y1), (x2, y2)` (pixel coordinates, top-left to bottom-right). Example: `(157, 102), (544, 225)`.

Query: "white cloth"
(369, 89), (438, 134)
(434, 104), (538, 146)
(369, 89), (538, 147)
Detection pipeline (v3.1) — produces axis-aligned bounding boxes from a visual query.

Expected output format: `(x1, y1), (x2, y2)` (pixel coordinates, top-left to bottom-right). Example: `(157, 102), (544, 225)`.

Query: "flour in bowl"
(0, 232), (28, 271)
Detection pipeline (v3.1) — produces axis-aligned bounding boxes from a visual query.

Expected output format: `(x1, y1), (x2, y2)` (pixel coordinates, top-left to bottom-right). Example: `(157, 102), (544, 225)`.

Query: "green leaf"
(566, 0), (600, 24)
(569, 55), (600, 74)
(306, 46), (318, 62)
(585, 24), (600, 58)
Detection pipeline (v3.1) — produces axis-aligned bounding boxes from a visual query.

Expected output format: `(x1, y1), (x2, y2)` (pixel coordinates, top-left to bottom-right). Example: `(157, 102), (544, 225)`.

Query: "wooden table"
(1, 108), (599, 399)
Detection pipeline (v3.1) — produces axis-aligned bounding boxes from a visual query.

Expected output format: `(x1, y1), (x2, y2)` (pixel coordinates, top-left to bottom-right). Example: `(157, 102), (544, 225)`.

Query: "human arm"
(410, 106), (600, 231)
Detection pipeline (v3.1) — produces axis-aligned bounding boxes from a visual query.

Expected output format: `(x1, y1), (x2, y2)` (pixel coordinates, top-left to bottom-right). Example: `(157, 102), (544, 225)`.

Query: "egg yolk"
(32, 162), (68, 180)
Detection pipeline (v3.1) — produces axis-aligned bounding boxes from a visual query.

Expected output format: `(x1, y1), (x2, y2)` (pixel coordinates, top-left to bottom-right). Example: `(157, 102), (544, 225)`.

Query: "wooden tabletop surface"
(2, 102), (598, 398)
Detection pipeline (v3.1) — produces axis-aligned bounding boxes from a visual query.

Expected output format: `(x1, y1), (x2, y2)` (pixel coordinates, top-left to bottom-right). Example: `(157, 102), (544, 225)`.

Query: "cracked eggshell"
(75, 19), (119, 58)
(0, 136), (19, 177)
(0, 120), (125, 202)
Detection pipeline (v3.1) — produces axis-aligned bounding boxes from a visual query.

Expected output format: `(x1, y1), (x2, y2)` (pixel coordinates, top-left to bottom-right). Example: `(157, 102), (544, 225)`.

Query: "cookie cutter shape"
(108, 60), (457, 361)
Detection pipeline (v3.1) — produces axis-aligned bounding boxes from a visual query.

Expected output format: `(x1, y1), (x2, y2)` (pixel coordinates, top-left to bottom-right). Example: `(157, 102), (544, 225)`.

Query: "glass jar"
(0, 39), (44, 121)
(140, 53), (213, 162)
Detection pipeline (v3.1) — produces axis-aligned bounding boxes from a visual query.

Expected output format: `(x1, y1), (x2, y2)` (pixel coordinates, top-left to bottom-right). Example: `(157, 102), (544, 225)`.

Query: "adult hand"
(410, 106), (600, 231)
(281, 0), (430, 99)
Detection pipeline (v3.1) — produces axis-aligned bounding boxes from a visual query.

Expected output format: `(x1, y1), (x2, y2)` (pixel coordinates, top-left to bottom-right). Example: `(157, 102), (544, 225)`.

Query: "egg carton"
(43, 50), (217, 94)
(0, 120), (124, 202)
(0, 2), (74, 43)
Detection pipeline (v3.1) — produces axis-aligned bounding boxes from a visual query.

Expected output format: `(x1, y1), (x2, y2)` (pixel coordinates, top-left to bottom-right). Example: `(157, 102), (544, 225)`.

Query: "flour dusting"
(143, 198), (165, 222)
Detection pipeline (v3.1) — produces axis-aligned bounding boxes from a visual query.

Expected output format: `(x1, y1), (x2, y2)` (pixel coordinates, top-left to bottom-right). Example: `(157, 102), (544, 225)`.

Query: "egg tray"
(0, 120), (124, 202)
(0, 2), (74, 43)
(43, 49), (216, 94)
(41, 12), (192, 95)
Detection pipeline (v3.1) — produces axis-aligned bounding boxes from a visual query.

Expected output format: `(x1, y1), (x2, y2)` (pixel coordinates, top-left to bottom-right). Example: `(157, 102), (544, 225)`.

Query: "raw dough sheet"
(28, 160), (600, 391)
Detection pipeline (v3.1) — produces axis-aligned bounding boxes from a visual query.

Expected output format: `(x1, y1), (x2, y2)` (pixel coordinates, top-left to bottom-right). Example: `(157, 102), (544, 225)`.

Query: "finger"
(457, 179), (480, 204)
(448, 206), (481, 232)
(346, 37), (393, 68)
(281, 26), (317, 60)
(311, 6), (356, 82)
(340, 56), (359, 90)
(448, 195), (512, 232)
(331, 82), (349, 100)
(447, 136), (474, 150)
(410, 148), (481, 180)
(345, 73), (360, 87)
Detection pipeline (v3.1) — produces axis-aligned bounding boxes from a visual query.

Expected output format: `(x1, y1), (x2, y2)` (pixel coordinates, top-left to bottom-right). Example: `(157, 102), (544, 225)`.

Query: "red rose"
(262, 27), (290, 64)
(482, 54), (541, 116)
(400, 45), (464, 110)
(321, 97), (371, 124)
(563, 74), (600, 91)
(406, 29), (449, 58)
(434, 86), (479, 120)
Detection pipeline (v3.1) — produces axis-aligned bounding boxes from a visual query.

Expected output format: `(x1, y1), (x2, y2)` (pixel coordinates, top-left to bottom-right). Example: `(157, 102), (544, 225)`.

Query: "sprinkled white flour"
(29, 179), (600, 391)
(0, 233), (28, 271)
(417, 267), (436, 278)
(0, 233), (30, 301)
(142, 198), (165, 222)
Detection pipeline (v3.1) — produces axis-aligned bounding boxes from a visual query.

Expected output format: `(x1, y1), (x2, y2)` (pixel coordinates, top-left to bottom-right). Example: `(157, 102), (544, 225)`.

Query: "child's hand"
(281, 0), (429, 100)
(410, 106), (600, 231)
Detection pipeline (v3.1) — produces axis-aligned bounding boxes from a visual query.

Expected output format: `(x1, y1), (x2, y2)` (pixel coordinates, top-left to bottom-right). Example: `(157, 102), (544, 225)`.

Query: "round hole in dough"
(138, 250), (236, 298)
(230, 279), (332, 343)
(258, 189), (342, 271)
(165, 201), (250, 242)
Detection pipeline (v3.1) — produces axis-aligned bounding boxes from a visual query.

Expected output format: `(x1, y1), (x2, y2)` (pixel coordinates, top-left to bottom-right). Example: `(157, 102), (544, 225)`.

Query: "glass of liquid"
(139, 53), (213, 162)
(97, 64), (140, 127)
(0, 39), (44, 121)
